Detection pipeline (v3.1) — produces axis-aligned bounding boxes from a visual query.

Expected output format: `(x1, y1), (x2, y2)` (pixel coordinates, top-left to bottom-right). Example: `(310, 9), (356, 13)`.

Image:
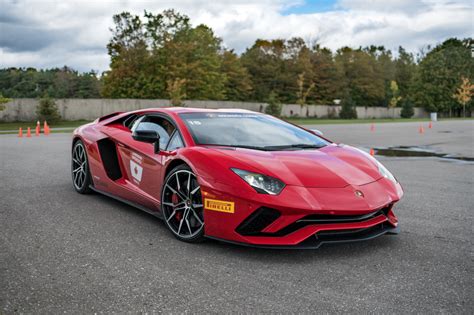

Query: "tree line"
(0, 67), (100, 99)
(0, 9), (472, 117)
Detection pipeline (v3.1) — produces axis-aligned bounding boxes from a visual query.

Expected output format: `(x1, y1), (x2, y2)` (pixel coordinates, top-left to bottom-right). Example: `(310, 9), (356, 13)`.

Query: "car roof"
(137, 107), (259, 115)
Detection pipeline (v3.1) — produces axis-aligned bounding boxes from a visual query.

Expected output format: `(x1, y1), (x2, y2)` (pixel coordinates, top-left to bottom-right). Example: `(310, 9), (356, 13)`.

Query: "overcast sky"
(0, 0), (472, 72)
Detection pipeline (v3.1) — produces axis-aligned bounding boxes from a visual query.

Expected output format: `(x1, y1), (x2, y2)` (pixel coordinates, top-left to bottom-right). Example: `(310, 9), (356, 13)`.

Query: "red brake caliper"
(172, 193), (182, 221)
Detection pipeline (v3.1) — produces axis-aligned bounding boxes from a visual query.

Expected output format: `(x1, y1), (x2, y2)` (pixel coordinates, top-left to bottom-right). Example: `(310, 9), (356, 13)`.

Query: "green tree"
(339, 92), (357, 119)
(241, 37), (326, 104)
(400, 99), (414, 118)
(335, 47), (385, 107)
(0, 93), (11, 111)
(411, 38), (473, 115)
(165, 24), (226, 100)
(221, 50), (252, 101)
(102, 12), (153, 98)
(0, 67), (100, 98)
(241, 39), (287, 102)
(264, 91), (282, 117)
(395, 46), (417, 100)
(103, 10), (226, 100)
(36, 96), (61, 123)
(308, 46), (341, 104)
(364, 46), (396, 107)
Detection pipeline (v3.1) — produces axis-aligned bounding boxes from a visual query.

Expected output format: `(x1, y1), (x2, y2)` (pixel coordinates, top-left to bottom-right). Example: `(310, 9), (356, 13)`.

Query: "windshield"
(179, 112), (329, 150)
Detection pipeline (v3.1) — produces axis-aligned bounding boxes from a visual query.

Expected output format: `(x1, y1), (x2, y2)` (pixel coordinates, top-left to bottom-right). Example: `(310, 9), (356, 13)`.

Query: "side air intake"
(97, 138), (122, 180)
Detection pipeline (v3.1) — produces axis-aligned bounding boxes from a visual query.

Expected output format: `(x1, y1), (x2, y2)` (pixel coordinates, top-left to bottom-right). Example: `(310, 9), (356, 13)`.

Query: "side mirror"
(132, 130), (160, 153)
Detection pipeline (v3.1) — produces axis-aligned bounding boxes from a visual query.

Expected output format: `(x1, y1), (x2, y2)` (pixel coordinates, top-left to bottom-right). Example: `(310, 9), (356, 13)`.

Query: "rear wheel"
(161, 164), (205, 242)
(72, 140), (92, 194)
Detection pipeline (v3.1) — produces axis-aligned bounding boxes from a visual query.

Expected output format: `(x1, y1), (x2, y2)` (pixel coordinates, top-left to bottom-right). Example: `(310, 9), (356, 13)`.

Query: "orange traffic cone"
(428, 121), (432, 129)
(370, 148), (375, 156)
(44, 121), (50, 135)
(35, 121), (40, 136)
(370, 123), (375, 132)
(18, 127), (23, 137)
(26, 127), (31, 137)
(419, 125), (424, 134)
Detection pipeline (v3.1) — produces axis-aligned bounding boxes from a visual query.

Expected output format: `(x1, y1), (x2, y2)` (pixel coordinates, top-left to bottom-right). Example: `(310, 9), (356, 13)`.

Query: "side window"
(166, 131), (184, 151)
(130, 115), (144, 131)
(123, 114), (139, 130)
(132, 115), (175, 148)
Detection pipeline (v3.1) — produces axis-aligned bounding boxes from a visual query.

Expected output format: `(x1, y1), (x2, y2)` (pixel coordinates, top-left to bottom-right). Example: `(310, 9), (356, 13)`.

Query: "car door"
(115, 114), (178, 208)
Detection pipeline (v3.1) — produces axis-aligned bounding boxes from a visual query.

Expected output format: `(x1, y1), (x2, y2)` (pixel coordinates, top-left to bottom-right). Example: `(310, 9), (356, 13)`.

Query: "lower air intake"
(236, 207), (281, 236)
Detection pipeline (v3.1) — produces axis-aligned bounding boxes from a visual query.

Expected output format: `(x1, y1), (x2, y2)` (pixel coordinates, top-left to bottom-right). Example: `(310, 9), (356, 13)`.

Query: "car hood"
(208, 144), (382, 188)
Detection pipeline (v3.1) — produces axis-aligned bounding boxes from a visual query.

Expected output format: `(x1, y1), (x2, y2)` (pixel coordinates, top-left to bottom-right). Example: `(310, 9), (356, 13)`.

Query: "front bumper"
(201, 177), (402, 248)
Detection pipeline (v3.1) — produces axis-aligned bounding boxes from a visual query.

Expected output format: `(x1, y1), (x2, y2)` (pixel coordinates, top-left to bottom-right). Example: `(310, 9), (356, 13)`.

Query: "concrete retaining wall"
(281, 104), (427, 119)
(0, 98), (429, 122)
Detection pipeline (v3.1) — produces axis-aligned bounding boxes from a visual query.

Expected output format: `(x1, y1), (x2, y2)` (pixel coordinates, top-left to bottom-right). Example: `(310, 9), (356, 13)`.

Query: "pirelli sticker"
(204, 198), (235, 213)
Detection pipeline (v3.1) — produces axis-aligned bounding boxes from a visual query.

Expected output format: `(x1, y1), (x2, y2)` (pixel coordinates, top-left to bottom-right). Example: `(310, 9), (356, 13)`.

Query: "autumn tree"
(452, 77), (473, 117)
(296, 73), (315, 116)
(167, 78), (187, 106)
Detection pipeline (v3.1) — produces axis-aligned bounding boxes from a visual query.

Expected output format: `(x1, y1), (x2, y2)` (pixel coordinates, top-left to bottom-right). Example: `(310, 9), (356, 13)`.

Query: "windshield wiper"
(204, 144), (269, 151)
(203, 143), (325, 151)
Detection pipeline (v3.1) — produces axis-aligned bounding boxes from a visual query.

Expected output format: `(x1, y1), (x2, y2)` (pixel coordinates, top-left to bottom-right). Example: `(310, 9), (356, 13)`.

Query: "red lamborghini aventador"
(71, 108), (403, 248)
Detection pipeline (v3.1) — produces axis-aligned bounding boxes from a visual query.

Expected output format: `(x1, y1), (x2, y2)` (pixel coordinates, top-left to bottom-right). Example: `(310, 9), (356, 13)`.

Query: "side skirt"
(89, 185), (163, 220)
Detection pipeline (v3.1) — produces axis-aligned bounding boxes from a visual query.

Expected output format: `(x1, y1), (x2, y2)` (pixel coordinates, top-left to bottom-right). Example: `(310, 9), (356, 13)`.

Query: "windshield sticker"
(187, 120), (202, 125)
(203, 113), (259, 118)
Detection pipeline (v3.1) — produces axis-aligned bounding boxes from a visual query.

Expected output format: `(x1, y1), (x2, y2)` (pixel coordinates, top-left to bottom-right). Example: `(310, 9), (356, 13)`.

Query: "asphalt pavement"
(0, 120), (473, 313)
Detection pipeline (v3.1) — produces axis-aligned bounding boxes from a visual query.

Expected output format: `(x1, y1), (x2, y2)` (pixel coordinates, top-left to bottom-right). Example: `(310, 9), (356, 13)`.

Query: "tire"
(71, 140), (93, 194)
(161, 164), (205, 243)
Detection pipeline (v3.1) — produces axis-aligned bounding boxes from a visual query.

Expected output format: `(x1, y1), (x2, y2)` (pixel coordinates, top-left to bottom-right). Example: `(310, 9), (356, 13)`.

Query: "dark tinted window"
(179, 112), (329, 150)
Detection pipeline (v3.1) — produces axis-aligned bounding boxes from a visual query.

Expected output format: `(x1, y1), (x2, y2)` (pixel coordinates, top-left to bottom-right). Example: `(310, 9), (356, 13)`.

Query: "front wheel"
(161, 164), (205, 243)
(72, 140), (92, 194)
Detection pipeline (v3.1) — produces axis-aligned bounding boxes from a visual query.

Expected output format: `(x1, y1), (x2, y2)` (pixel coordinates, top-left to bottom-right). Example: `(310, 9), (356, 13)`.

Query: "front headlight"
(231, 168), (285, 195)
(352, 147), (398, 184)
(377, 161), (397, 184)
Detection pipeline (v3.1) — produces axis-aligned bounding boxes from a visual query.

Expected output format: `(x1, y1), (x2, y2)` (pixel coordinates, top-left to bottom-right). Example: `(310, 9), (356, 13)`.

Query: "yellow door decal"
(204, 198), (235, 213)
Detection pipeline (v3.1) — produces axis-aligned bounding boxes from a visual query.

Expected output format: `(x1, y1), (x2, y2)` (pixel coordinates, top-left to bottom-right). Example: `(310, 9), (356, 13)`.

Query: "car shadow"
(198, 236), (399, 263)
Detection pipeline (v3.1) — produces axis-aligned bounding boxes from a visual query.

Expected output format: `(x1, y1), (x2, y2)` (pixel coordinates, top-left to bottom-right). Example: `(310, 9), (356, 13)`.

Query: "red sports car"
(72, 108), (403, 248)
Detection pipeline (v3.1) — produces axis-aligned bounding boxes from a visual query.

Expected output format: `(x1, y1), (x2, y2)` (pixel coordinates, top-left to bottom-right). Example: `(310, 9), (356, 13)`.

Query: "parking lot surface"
(1, 120), (473, 313)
